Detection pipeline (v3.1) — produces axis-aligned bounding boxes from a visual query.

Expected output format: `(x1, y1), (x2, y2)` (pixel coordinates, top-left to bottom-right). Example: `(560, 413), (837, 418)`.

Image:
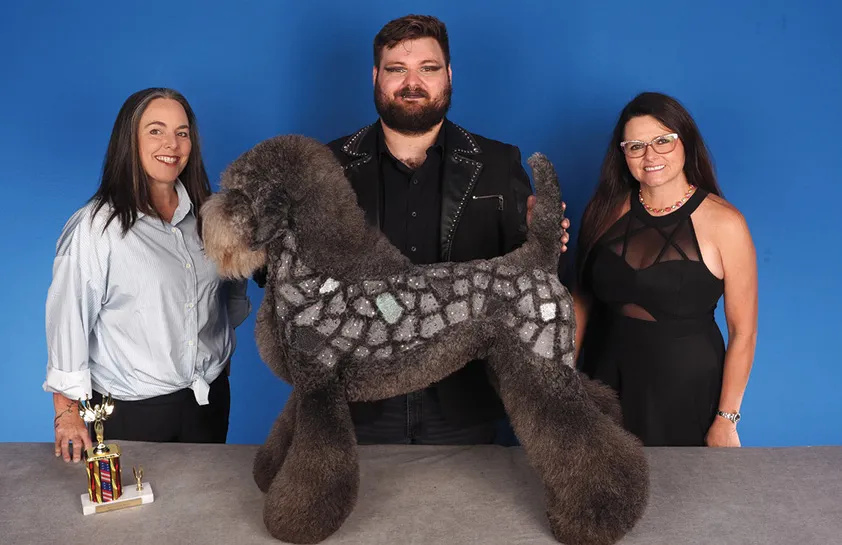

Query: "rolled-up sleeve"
(43, 207), (109, 401)
(225, 279), (252, 329)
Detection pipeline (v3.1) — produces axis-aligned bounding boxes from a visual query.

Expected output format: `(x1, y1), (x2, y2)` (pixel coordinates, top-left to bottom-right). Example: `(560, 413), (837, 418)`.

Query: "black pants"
(353, 389), (496, 445)
(90, 374), (230, 443)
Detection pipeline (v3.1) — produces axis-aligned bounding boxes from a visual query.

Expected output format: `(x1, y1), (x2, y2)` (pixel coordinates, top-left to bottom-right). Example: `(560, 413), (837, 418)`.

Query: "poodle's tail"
(521, 152), (565, 270)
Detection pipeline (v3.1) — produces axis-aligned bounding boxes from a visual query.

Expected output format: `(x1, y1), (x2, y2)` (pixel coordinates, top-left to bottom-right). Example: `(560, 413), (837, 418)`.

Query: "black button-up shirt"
(377, 125), (445, 265)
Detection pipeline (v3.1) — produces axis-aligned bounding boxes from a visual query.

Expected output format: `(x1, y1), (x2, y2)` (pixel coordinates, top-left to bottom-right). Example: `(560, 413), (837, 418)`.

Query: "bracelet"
(716, 410), (741, 424)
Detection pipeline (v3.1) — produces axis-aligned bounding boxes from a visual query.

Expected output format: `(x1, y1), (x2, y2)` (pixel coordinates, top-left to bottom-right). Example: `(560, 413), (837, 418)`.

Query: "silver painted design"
(453, 278), (470, 296)
(331, 337), (353, 352)
(319, 278), (340, 295)
(327, 293), (346, 315)
(471, 293), (485, 316)
(341, 318), (365, 339)
(317, 347), (337, 367)
(473, 273), (490, 289)
(353, 297), (376, 317)
(294, 301), (323, 326)
(445, 301), (470, 324)
(363, 281), (387, 295)
(533, 324), (556, 359)
(540, 302), (557, 322)
(279, 285), (305, 305)
(517, 294), (537, 319)
(317, 318), (340, 336)
(374, 346), (393, 359)
(492, 279), (517, 299)
(519, 322), (539, 342)
(419, 293), (440, 314)
(367, 321), (388, 346)
(420, 314), (446, 338)
(398, 291), (416, 310)
(292, 260), (313, 278)
(353, 346), (370, 359)
(393, 315), (417, 342)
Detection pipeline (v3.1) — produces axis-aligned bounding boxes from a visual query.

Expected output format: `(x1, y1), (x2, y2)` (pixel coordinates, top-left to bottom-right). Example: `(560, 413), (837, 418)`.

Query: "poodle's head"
(200, 134), (342, 279)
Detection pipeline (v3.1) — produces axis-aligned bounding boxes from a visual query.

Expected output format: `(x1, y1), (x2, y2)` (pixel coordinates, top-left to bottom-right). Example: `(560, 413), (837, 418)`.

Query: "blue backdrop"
(2, 0), (839, 446)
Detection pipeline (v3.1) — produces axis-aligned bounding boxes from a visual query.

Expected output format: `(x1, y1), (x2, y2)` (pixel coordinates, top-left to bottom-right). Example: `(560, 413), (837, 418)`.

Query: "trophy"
(78, 394), (155, 515)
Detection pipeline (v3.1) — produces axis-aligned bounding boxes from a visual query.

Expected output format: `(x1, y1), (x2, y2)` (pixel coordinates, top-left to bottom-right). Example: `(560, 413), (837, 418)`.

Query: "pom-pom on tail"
(524, 152), (565, 266)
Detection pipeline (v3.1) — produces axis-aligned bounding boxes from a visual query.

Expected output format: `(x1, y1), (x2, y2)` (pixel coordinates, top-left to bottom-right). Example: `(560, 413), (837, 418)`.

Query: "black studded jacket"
(324, 118), (534, 427)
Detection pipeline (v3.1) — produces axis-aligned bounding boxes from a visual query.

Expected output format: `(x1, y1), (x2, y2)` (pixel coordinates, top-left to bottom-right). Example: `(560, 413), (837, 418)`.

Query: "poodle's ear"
(251, 197), (290, 249)
(200, 189), (267, 279)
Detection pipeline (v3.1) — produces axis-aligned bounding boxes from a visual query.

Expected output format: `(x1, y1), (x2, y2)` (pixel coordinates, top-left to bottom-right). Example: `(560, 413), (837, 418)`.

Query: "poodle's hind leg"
(262, 383), (359, 544)
(578, 371), (623, 426)
(488, 350), (649, 545)
(254, 389), (298, 493)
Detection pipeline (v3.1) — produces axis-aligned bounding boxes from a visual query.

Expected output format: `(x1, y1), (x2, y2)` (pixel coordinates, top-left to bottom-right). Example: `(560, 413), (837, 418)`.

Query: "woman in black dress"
(574, 92), (758, 447)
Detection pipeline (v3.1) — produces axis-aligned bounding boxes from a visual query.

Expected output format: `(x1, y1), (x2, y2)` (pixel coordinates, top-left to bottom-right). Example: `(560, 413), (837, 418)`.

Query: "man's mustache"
(397, 87), (429, 99)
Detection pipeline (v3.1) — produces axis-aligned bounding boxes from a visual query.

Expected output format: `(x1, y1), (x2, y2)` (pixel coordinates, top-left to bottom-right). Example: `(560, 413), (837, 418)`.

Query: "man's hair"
(373, 14), (450, 68)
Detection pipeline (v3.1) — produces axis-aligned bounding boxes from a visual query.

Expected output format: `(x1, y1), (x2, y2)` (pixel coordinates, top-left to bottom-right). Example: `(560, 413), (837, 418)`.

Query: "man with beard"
(323, 14), (570, 446)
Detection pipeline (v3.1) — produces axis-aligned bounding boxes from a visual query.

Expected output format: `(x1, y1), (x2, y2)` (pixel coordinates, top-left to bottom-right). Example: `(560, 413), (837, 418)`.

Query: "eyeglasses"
(619, 133), (679, 158)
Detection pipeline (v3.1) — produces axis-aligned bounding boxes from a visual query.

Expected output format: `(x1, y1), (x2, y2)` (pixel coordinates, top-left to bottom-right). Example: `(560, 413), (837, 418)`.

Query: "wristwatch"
(716, 410), (741, 424)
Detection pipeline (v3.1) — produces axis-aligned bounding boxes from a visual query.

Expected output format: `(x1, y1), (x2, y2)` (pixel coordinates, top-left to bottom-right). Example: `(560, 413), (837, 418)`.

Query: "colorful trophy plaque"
(78, 394), (155, 515)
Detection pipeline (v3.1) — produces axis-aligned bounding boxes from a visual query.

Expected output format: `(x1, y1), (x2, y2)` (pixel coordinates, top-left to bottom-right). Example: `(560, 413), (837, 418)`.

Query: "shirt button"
(185, 263), (192, 269)
(411, 246), (417, 252)
(187, 303), (194, 309)
(411, 211), (417, 217)
(412, 179), (419, 185)
(188, 341), (195, 346)
(171, 227), (177, 233)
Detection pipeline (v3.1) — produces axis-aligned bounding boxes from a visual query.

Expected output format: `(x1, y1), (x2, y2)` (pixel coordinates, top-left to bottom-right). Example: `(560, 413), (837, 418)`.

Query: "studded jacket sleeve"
(503, 145), (533, 255)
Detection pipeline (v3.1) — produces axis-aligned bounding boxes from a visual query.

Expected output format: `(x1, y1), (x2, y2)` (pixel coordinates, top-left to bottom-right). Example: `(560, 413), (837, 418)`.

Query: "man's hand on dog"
(527, 196), (570, 253)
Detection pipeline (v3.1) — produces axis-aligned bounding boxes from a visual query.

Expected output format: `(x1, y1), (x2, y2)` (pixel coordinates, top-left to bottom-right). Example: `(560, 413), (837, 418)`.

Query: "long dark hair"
(90, 87), (211, 235)
(576, 91), (722, 288)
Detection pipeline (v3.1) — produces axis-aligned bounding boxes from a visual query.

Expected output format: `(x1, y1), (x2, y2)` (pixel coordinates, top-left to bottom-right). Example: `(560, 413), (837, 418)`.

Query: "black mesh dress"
(582, 188), (725, 446)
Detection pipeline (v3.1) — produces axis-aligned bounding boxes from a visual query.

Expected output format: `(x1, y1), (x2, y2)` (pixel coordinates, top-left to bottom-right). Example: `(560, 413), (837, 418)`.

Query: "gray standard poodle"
(200, 134), (649, 545)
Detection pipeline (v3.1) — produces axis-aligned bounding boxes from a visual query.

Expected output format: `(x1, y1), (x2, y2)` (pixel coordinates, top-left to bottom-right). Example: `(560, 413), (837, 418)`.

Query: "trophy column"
(78, 395), (155, 515)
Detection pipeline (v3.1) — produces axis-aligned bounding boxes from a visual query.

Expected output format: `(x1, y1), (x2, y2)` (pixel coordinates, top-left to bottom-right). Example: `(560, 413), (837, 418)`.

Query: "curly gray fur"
(201, 135), (649, 545)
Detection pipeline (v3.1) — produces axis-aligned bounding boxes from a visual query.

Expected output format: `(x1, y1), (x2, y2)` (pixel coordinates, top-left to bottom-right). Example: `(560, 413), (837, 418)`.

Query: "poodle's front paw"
(263, 453), (360, 544)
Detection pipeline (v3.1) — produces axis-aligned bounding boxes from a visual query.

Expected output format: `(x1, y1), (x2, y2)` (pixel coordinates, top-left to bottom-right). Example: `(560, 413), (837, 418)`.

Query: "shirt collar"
(170, 179), (194, 225)
(376, 120), (446, 160)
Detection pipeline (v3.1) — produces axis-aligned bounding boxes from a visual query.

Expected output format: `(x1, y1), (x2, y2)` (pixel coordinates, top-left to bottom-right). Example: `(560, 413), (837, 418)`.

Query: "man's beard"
(374, 81), (452, 136)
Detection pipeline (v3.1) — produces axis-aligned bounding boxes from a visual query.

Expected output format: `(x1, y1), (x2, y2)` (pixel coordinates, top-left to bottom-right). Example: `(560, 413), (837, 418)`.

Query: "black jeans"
(353, 388), (496, 445)
(89, 374), (230, 443)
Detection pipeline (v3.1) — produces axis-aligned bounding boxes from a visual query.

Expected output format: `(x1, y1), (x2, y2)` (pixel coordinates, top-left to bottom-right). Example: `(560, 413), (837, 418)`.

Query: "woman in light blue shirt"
(45, 88), (251, 462)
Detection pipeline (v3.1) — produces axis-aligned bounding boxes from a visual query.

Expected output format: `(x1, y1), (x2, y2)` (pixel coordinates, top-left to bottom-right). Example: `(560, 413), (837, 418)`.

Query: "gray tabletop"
(1, 442), (840, 545)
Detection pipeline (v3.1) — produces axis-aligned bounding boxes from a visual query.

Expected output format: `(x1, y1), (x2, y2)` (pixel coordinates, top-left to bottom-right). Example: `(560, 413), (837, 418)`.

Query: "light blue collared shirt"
(43, 180), (252, 405)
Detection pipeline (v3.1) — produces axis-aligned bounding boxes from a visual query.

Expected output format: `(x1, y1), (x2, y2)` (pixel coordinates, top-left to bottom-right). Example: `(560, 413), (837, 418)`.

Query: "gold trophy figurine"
(132, 466), (144, 491)
(79, 395), (123, 503)
(77, 394), (155, 515)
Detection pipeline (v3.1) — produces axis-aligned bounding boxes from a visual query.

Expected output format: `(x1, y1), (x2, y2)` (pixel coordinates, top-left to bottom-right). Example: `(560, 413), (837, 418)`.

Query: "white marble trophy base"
(81, 482), (154, 515)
